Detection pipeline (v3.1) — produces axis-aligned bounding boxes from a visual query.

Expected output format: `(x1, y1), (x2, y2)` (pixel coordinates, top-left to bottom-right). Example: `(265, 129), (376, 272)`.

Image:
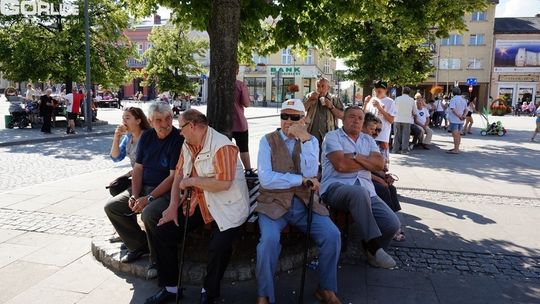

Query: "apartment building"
(491, 16), (540, 107)
(421, 1), (498, 108)
(239, 49), (336, 103)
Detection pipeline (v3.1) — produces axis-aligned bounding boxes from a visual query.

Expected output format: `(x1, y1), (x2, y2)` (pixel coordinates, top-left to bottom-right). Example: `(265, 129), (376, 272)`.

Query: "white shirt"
(365, 96), (396, 143)
(448, 95), (467, 124)
(394, 94), (417, 124)
(435, 99), (445, 112)
(416, 107), (429, 126)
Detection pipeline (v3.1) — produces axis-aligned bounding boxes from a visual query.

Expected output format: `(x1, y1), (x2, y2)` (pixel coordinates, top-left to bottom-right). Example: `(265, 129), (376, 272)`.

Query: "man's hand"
(322, 97), (334, 109)
(179, 177), (195, 190)
(157, 205), (179, 226)
(287, 124), (311, 142)
(128, 195), (137, 210)
(302, 177), (320, 192)
(132, 196), (149, 213)
(364, 95), (372, 104)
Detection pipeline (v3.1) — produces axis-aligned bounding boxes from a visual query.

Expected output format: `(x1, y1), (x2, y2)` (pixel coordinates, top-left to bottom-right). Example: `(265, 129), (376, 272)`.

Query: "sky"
(495, 0), (540, 17)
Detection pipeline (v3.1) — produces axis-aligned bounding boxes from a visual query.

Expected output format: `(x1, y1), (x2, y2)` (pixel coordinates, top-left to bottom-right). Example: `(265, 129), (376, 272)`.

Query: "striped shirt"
(176, 144), (239, 224)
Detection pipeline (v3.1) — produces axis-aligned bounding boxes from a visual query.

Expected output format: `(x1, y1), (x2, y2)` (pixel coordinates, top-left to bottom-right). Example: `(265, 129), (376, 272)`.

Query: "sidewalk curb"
(0, 130), (115, 147)
(0, 114), (279, 147)
(396, 186), (540, 201)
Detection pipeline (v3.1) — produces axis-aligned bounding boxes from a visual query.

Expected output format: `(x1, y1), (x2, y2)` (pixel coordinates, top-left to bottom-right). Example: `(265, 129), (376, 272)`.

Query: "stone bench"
(91, 177), (312, 284)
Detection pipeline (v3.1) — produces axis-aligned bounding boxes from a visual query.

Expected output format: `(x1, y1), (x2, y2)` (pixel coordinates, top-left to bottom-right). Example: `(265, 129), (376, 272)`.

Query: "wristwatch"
(147, 195), (155, 202)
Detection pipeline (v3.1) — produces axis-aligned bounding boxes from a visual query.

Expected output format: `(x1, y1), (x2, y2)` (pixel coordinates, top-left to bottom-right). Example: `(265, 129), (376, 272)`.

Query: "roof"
(495, 17), (540, 34)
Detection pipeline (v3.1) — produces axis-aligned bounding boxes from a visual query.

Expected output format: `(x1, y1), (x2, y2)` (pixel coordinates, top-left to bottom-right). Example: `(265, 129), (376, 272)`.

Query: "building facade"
(419, 1), (498, 108)
(239, 49), (336, 103)
(491, 17), (540, 107)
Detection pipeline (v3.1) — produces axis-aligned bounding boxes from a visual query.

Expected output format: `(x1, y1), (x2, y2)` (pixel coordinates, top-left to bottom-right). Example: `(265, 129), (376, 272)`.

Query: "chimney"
(153, 14), (161, 25)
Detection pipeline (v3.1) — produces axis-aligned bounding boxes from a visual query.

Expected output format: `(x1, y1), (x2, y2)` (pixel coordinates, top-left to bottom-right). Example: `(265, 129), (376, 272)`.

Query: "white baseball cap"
(281, 99), (305, 113)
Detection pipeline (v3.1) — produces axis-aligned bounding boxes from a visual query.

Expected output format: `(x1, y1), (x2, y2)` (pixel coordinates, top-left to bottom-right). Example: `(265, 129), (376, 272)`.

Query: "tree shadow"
(399, 195), (496, 225)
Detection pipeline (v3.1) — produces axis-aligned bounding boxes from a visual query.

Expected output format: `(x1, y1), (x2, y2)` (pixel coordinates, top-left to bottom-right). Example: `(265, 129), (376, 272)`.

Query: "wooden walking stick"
(298, 180), (315, 304)
(176, 187), (192, 304)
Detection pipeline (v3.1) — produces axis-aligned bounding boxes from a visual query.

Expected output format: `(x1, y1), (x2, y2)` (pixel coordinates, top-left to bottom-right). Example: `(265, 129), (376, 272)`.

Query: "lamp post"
(84, 0), (92, 131)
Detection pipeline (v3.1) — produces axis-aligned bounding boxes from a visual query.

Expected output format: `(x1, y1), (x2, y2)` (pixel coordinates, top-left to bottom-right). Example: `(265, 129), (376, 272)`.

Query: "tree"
(143, 23), (208, 97)
(0, 0), (133, 93)
(127, 0), (487, 134)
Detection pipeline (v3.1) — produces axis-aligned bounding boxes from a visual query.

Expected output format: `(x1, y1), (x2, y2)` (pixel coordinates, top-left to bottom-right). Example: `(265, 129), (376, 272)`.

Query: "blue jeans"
(256, 197), (341, 303)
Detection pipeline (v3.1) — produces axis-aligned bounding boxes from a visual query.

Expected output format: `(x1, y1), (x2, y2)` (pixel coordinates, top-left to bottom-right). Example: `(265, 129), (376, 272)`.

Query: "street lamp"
(84, 0), (92, 131)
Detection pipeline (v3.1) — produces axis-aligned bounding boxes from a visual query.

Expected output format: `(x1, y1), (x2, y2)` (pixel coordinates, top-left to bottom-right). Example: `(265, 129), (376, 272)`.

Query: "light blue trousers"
(256, 197), (341, 303)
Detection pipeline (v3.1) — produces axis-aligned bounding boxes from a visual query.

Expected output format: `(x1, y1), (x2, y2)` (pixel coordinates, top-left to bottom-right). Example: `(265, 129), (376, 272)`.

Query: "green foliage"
(125, 0), (486, 87)
(143, 23), (208, 95)
(0, 0), (133, 89)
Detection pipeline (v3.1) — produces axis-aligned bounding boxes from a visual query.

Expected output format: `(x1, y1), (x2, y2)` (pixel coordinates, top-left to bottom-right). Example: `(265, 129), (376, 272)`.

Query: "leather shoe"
(256, 297), (270, 304)
(144, 288), (175, 304)
(120, 245), (149, 263)
(314, 289), (342, 304)
(200, 291), (216, 304)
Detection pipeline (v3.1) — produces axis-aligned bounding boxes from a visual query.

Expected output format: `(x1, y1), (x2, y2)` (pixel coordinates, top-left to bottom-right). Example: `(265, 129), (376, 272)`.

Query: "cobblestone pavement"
(2, 187), (539, 282)
(0, 136), (122, 193)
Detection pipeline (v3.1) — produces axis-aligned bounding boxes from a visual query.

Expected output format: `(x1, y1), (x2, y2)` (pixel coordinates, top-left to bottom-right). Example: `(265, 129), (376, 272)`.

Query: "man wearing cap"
(304, 78), (344, 147)
(365, 81), (397, 161)
(256, 99), (341, 304)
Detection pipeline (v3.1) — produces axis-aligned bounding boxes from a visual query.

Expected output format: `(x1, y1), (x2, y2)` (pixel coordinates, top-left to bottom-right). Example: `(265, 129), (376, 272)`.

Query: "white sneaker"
(367, 248), (396, 269)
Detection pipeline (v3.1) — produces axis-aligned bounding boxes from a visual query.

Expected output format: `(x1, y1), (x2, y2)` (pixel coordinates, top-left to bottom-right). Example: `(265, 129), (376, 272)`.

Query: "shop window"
(271, 77), (295, 102)
(469, 34), (485, 46)
(471, 11), (487, 22)
(244, 77), (266, 102)
(441, 34), (463, 46)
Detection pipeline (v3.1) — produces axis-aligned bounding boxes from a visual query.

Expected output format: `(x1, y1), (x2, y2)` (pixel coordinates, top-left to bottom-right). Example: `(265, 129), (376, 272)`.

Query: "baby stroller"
(7, 103), (30, 129)
(480, 107), (506, 136)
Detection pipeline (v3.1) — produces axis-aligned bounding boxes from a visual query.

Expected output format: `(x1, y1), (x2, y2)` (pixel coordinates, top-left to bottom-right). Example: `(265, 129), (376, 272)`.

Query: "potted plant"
(287, 84), (299, 93)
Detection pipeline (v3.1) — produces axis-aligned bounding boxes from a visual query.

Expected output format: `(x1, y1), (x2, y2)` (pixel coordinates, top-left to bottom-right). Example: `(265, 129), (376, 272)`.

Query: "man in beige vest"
(256, 99), (341, 304)
(148, 109), (249, 304)
(304, 78), (344, 147)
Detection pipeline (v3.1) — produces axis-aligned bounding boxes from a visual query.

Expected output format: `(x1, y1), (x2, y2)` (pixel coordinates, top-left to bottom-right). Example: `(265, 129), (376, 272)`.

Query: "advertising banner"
(494, 40), (540, 72)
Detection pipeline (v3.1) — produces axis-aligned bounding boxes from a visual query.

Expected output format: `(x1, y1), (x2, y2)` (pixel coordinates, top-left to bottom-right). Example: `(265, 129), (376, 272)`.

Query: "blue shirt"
(321, 128), (379, 197)
(136, 127), (183, 187)
(110, 133), (130, 162)
(257, 130), (319, 190)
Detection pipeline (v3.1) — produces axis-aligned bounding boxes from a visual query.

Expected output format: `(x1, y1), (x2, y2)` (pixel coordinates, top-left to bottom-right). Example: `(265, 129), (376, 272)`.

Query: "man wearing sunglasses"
(304, 78), (344, 148)
(255, 99), (341, 304)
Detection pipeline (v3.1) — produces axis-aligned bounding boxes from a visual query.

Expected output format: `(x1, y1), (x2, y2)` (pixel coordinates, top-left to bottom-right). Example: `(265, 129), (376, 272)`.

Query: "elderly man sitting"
(148, 109), (250, 304)
(104, 103), (183, 265)
(256, 99), (341, 304)
(320, 106), (400, 269)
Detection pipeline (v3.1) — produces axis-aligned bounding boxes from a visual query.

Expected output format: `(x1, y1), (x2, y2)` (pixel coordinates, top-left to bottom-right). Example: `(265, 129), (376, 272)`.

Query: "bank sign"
(270, 67), (301, 76)
(0, 0), (79, 16)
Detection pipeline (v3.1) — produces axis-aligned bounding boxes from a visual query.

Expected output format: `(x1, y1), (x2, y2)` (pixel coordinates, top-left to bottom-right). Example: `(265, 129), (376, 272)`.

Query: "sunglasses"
(375, 128), (382, 132)
(280, 113), (303, 121)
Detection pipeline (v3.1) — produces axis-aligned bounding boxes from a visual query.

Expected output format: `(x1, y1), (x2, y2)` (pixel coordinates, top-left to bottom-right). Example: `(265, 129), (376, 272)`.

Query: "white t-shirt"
(435, 99), (445, 112)
(448, 95), (467, 124)
(365, 96), (396, 143)
(394, 94), (417, 124)
(416, 107), (429, 126)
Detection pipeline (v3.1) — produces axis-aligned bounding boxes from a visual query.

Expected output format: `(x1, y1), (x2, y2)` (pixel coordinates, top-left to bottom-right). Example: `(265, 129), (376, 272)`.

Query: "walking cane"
(176, 187), (192, 304)
(298, 180), (315, 304)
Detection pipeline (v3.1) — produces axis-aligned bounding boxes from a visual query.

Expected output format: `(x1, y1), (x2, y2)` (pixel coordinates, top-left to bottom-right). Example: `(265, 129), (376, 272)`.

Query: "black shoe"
(421, 144), (430, 150)
(244, 169), (258, 178)
(120, 243), (127, 251)
(120, 245), (149, 263)
(200, 291), (216, 304)
(144, 288), (175, 304)
(146, 263), (158, 280)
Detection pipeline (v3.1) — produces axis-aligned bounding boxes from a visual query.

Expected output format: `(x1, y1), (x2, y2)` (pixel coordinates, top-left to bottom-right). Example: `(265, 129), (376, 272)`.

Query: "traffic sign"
(466, 78), (477, 86)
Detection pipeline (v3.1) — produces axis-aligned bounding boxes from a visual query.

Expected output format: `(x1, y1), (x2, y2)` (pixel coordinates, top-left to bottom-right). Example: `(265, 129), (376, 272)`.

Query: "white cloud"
(496, 0), (540, 17)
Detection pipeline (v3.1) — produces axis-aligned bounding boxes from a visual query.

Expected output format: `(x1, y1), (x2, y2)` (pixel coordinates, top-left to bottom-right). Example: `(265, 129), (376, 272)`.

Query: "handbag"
(106, 174), (131, 196)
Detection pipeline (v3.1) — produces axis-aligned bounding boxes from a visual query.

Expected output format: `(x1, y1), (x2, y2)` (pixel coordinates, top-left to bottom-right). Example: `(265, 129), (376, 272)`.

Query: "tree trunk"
(206, 0), (240, 136)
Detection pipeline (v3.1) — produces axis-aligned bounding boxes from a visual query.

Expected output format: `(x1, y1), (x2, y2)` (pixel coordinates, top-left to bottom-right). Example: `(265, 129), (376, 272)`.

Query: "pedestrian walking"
(447, 87), (468, 154)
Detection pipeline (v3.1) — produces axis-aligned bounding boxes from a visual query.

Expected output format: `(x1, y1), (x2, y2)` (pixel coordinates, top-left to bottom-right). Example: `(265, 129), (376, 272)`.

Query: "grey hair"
(148, 102), (173, 120)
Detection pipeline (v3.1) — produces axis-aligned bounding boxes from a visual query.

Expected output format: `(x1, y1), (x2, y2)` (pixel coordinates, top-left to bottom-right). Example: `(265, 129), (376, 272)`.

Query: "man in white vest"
(147, 109), (249, 304)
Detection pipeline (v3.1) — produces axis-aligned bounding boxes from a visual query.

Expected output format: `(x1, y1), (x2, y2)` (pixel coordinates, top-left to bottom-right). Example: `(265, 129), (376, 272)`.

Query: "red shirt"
(71, 93), (84, 114)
